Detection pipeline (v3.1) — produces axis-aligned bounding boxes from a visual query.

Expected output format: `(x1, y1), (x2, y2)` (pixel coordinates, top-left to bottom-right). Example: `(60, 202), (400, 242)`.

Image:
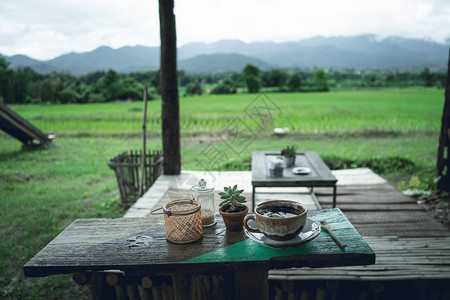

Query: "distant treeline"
(0, 58), (445, 104)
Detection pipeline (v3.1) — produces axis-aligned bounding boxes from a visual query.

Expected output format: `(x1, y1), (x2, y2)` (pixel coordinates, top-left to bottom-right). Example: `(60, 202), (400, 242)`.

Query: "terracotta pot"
(219, 206), (249, 231)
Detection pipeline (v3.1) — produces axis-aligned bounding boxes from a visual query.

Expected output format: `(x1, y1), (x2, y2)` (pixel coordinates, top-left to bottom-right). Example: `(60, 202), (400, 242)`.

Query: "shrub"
(210, 80), (237, 94)
(185, 82), (203, 96)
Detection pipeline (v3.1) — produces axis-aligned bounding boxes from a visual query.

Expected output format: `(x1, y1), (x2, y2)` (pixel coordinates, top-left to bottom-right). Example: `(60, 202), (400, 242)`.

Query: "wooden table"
(252, 151), (338, 209)
(24, 208), (374, 300)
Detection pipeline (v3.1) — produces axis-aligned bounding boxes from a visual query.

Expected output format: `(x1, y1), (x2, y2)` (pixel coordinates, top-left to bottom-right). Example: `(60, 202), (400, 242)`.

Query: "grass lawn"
(0, 88), (444, 299)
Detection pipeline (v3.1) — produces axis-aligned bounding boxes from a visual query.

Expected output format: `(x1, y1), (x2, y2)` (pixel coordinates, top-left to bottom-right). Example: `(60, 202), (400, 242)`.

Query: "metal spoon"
(320, 221), (347, 249)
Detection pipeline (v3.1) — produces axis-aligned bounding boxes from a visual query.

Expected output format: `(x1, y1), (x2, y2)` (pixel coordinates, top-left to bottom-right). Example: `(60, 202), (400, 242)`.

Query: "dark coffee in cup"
(257, 206), (303, 219)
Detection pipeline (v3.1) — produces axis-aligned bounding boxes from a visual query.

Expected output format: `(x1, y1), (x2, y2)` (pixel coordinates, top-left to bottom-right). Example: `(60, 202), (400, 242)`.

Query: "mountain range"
(1, 35), (448, 75)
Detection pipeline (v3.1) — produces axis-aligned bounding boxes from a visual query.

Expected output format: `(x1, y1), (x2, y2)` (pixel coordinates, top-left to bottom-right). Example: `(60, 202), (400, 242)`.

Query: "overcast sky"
(0, 0), (449, 61)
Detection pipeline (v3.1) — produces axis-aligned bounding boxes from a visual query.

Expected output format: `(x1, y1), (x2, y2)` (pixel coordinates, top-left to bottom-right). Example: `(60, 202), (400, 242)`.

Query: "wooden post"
(437, 47), (450, 191)
(159, 0), (181, 175)
(139, 86), (149, 195)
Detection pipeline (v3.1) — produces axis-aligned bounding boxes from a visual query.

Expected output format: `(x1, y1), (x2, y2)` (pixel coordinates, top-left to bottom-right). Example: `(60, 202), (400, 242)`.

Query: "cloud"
(0, 0), (160, 60)
(0, 0), (448, 60)
(176, 0), (450, 44)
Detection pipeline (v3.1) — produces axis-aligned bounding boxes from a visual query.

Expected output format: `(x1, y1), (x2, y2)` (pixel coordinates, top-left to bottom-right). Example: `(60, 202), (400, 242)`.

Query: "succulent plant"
(218, 185), (247, 212)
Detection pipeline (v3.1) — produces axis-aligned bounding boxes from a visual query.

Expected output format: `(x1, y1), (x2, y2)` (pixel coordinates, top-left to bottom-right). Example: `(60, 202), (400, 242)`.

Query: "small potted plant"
(218, 185), (248, 231)
(281, 145), (297, 167)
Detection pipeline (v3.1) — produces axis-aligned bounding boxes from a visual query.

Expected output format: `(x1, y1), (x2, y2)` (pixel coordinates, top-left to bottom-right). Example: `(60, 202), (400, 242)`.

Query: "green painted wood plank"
(182, 208), (374, 265)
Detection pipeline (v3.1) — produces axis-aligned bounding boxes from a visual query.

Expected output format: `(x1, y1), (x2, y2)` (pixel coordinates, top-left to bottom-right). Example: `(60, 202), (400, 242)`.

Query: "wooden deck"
(122, 168), (450, 299)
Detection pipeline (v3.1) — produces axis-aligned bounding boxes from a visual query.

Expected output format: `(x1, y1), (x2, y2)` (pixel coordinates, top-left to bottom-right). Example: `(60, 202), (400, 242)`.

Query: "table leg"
(333, 185), (337, 208)
(310, 191), (323, 210)
(252, 186), (256, 212)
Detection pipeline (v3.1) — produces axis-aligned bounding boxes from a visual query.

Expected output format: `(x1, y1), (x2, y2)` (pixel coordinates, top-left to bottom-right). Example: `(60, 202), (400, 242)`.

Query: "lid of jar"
(191, 178), (214, 193)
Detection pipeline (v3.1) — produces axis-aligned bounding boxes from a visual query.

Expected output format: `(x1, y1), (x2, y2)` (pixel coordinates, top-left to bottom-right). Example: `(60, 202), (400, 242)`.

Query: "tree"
(103, 69), (119, 87)
(102, 69), (127, 101)
(39, 78), (57, 103)
(420, 67), (433, 87)
(151, 69), (161, 94)
(210, 80), (237, 94)
(11, 67), (42, 103)
(241, 64), (261, 93)
(184, 81), (202, 96)
(287, 73), (302, 92)
(0, 58), (13, 103)
(116, 77), (142, 100)
(314, 69), (329, 91)
(81, 71), (105, 85)
(262, 69), (288, 87)
(178, 69), (193, 86)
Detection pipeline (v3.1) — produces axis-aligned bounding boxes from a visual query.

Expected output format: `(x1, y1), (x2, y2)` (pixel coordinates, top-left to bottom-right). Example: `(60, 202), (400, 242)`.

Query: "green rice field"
(9, 88), (441, 134)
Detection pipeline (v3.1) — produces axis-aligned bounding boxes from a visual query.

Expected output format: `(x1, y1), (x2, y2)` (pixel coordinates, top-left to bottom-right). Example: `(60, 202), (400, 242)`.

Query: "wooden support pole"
(161, 281), (174, 300)
(212, 274), (233, 300)
(90, 273), (115, 300)
(138, 285), (152, 300)
(172, 274), (190, 300)
(152, 284), (162, 300)
(139, 86), (149, 195)
(159, 0), (181, 175)
(126, 284), (140, 300)
(437, 47), (450, 191)
(190, 274), (212, 299)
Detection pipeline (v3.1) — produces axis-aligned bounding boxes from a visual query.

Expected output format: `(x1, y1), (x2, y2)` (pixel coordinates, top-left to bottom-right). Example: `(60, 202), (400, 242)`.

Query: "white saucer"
(292, 167), (311, 175)
(244, 218), (321, 248)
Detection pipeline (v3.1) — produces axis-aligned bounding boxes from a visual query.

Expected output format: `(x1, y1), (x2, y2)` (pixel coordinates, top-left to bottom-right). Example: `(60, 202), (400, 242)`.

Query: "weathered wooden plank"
(342, 211), (436, 223)
(271, 264), (450, 273)
(271, 268), (450, 277)
(335, 204), (423, 211)
(270, 274), (450, 281)
(268, 236), (450, 281)
(331, 168), (387, 185)
(348, 224), (449, 237)
(316, 184), (416, 204)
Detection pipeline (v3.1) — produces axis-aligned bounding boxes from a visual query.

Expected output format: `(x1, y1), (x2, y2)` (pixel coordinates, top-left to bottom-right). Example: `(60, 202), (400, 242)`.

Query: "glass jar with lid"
(191, 179), (216, 227)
